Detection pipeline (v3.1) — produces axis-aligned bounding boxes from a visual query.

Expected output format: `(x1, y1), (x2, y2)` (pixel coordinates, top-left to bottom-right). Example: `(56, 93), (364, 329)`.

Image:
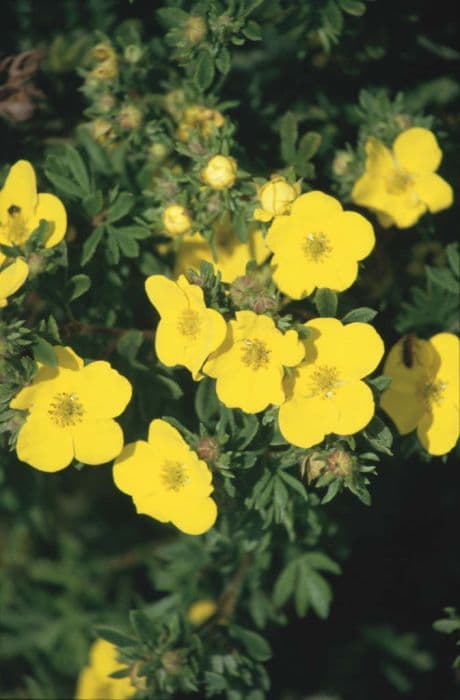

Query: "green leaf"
(426, 265), (459, 294)
(107, 193), (134, 223)
(117, 330), (144, 363)
(233, 627), (272, 661)
(339, 0), (366, 16)
(364, 416), (393, 455)
(216, 47), (232, 75)
(273, 560), (298, 607)
(304, 568), (332, 619)
(342, 307), (377, 323)
(278, 470), (308, 500)
(296, 131), (322, 161)
(110, 230), (139, 258)
(156, 7), (188, 27)
(433, 619), (460, 634)
(243, 20), (262, 41)
(303, 552), (341, 575)
(194, 51), (215, 90)
(195, 377), (219, 425)
(44, 170), (82, 199)
(81, 225), (105, 265)
(368, 375), (391, 391)
(294, 563), (311, 617)
(67, 274), (91, 301)
(115, 225), (151, 240)
(321, 479), (342, 504)
(64, 145), (91, 195)
(32, 337), (57, 366)
(314, 288), (338, 317)
(95, 626), (136, 648)
(279, 112), (298, 164)
(446, 243), (459, 277)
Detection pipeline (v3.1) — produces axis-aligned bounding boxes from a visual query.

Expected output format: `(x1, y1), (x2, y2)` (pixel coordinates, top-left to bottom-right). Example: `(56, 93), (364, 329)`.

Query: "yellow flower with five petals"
(11, 346), (132, 472)
(203, 310), (305, 414)
(381, 333), (459, 455)
(75, 638), (134, 700)
(266, 191), (375, 299)
(145, 274), (227, 379)
(279, 318), (384, 448)
(0, 257), (29, 308)
(0, 160), (67, 259)
(113, 419), (217, 535)
(352, 128), (453, 228)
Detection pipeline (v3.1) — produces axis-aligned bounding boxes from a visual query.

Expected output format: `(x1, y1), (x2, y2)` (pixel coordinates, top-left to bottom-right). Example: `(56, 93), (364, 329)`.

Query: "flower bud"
(91, 43), (116, 62)
(196, 436), (220, 463)
(187, 599), (217, 626)
(96, 92), (116, 113)
(332, 151), (353, 176)
(90, 58), (118, 80)
(184, 16), (207, 44)
(162, 205), (192, 237)
(161, 650), (183, 676)
(201, 155), (237, 190)
(117, 104), (142, 130)
(254, 175), (300, 222)
(124, 44), (143, 64)
(300, 452), (326, 483)
(164, 89), (186, 118)
(148, 142), (169, 162)
(90, 118), (114, 144)
(26, 252), (46, 278)
(327, 448), (353, 477)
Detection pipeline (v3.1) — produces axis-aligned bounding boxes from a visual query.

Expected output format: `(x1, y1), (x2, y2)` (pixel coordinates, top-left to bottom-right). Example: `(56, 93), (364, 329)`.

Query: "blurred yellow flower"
(204, 310), (304, 413)
(90, 43), (118, 80)
(0, 257), (29, 308)
(0, 160), (67, 251)
(177, 105), (224, 141)
(11, 346), (132, 472)
(253, 175), (300, 222)
(145, 274), (227, 379)
(90, 118), (114, 144)
(162, 204), (192, 237)
(187, 599), (217, 625)
(352, 128), (453, 228)
(175, 217), (270, 283)
(381, 333), (459, 455)
(266, 191), (375, 299)
(113, 419), (217, 535)
(279, 318), (384, 448)
(75, 638), (133, 700)
(201, 155), (237, 190)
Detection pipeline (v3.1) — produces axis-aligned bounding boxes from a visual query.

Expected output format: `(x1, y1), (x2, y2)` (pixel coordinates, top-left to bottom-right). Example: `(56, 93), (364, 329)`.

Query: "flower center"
(177, 309), (201, 337)
(303, 233), (332, 262)
(241, 338), (270, 370)
(48, 392), (84, 427)
(386, 168), (413, 195)
(161, 460), (189, 491)
(5, 204), (28, 245)
(310, 364), (339, 398)
(423, 379), (446, 407)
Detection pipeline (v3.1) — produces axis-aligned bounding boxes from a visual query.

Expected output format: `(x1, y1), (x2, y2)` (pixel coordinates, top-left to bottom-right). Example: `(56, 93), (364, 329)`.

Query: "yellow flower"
(90, 118), (115, 144)
(76, 638), (134, 700)
(0, 160), (67, 251)
(352, 128), (453, 228)
(177, 105), (224, 141)
(90, 44), (118, 80)
(266, 191), (375, 299)
(201, 155), (237, 190)
(113, 419), (217, 535)
(11, 346), (132, 472)
(187, 599), (217, 625)
(162, 204), (192, 237)
(279, 318), (384, 448)
(203, 310), (305, 414)
(381, 333), (459, 455)
(253, 175), (301, 222)
(0, 258), (29, 308)
(145, 274), (226, 379)
(175, 217), (270, 284)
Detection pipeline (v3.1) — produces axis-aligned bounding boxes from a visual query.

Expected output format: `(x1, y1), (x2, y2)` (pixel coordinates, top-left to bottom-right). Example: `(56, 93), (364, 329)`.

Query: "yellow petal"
(414, 173), (453, 213)
(78, 361), (132, 418)
(271, 258), (316, 299)
(148, 418), (185, 449)
(215, 365), (285, 413)
(310, 257), (358, 293)
(290, 191), (342, 222)
(278, 394), (335, 448)
(113, 441), (155, 496)
(382, 192), (426, 229)
(429, 333), (459, 379)
(145, 274), (187, 316)
(250, 227), (271, 265)
(29, 193), (67, 247)
(0, 257), (29, 307)
(337, 322), (385, 380)
(332, 380), (375, 435)
(253, 208), (272, 222)
(417, 401), (459, 456)
(0, 160), (37, 223)
(393, 128), (442, 174)
(170, 496), (217, 535)
(73, 419), (124, 465)
(16, 413), (74, 472)
(351, 138), (393, 208)
(325, 210), (375, 261)
(273, 328), (305, 367)
(380, 388), (424, 435)
(132, 491), (170, 523)
(54, 345), (85, 370)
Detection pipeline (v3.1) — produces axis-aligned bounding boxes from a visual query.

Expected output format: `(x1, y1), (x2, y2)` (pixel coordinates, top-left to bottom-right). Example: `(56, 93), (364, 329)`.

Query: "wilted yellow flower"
(162, 204), (192, 237)
(117, 104), (142, 130)
(175, 217), (270, 283)
(90, 43), (118, 80)
(0, 160), (67, 251)
(0, 258), (29, 307)
(90, 118), (114, 144)
(145, 274), (226, 379)
(381, 333), (459, 455)
(75, 638), (133, 700)
(352, 128), (453, 228)
(187, 599), (217, 625)
(253, 175), (301, 222)
(266, 191), (375, 299)
(11, 346), (132, 472)
(177, 105), (224, 141)
(184, 15), (207, 44)
(113, 419), (217, 535)
(279, 318), (384, 448)
(201, 155), (237, 190)
(204, 310), (305, 413)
